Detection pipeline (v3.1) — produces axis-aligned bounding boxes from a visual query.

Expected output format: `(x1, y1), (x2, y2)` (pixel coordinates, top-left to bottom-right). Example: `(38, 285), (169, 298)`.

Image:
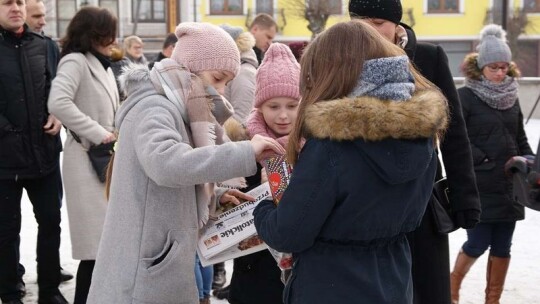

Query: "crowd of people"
(0, 0), (533, 303)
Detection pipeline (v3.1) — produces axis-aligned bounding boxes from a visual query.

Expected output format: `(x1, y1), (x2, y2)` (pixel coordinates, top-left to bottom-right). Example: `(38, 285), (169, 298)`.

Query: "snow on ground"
(16, 121), (540, 303)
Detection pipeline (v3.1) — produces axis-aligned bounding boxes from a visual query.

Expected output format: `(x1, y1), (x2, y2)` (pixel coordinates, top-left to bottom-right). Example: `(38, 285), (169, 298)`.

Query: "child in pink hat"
(247, 42), (301, 148)
(224, 43), (301, 304)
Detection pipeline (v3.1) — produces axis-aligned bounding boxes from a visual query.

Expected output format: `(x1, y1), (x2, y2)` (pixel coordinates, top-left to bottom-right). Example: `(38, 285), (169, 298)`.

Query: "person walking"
(0, 0), (66, 303)
(86, 22), (284, 304)
(254, 20), (449, 304)
(451, 24), (533, 304)
(47, 6), (119, 304)
(348, 1), (482, 303)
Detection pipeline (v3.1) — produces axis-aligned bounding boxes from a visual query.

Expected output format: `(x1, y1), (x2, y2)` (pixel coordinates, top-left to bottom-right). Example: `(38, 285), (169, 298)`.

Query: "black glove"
(453, 209), (481, 229)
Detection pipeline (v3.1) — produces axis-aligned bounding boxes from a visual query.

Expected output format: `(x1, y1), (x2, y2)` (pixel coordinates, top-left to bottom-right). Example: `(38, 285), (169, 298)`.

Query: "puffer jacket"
(0, 25), (61, 179)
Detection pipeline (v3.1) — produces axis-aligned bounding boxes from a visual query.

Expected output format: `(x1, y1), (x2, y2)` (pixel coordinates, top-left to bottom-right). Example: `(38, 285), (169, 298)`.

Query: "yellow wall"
(197, 0), (540, 39)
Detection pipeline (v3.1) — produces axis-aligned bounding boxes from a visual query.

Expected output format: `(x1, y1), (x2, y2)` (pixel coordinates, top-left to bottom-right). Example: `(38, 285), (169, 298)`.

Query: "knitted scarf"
(465, 76), (518, 110)
(150, 59), (246, 228)
(246, 108), (290, 149)
(348, 55), (415, 101)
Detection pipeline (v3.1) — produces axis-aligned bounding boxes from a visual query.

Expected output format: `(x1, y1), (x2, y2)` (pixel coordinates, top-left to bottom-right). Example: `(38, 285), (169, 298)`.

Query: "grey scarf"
(348, 55), (415, 101)
(465, 76), (518, 110)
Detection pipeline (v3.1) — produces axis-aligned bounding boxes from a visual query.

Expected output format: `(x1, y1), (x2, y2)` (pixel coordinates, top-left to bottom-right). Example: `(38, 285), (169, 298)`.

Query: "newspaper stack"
(197, 182), (271, 266)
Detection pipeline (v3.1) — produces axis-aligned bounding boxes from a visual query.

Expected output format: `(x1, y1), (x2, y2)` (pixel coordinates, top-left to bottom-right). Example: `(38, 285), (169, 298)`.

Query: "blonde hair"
(288, 20), (432, 164)
(123, 35), (143, 50)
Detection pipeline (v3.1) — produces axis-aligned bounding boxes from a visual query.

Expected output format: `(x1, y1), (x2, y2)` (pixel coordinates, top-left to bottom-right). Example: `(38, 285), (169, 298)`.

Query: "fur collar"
(303, 89), (448, 141)
(461, 53), (520, 80)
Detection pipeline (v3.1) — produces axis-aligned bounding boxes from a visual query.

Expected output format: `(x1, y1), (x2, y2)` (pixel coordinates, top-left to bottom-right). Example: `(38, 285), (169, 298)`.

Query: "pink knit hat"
(255, 43), (301, 107)
(171, 22), (240, 76)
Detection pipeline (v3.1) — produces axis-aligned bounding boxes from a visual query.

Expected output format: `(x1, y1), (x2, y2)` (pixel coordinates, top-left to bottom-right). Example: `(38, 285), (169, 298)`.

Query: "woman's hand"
(102, 132), (116, 144)
(219, 189), (256, 206)
(250, 134), (286, 162)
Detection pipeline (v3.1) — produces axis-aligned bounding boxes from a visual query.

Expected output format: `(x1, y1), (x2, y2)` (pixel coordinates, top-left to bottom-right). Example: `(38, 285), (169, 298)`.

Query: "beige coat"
(48, 52), (119, 260)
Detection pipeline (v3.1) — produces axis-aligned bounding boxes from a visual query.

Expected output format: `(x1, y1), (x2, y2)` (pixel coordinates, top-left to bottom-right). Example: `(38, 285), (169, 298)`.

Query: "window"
(56, 0), (77, 37)
(100, 0), (119, 17)
(132, 0), (166, 22)
(525, 0), (540, 12)
(210, 0), (243, 15)
(428, 0), (459, 13)
(256, 0), (273, 15)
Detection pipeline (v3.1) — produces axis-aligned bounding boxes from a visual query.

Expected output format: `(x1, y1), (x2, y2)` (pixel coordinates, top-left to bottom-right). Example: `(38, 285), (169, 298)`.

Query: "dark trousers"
(463, 222), (516, 258)
(74, 260), (95, 304)
(0, 167), (63, 301)
(407, 202), (451, 304)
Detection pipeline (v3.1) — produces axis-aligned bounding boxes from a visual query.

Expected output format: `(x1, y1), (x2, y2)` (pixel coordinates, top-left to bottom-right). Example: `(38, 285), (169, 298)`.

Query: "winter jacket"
(148, 52), (167, 70)
(48, 52), (120, 259)
(459, 56), (532, 222)
(402, 23), (481, 219)
(87, 66), (257, 304)
(224, 48), (258, 124)
(0, 25), (61, 180)
(254, 89), (448, 304)
(44, 35), (60, 78)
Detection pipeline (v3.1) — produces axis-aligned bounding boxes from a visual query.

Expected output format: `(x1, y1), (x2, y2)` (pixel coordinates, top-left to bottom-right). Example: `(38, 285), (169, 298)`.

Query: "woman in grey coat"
(87, 22), (283, 304)
(47, 7), (119, 304)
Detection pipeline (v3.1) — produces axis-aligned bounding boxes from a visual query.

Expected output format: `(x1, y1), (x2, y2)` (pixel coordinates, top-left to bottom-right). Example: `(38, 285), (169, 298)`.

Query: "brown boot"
(485, 256), (510, 304)
(450, 250), (478, 304)
(199, 295), (211, 304)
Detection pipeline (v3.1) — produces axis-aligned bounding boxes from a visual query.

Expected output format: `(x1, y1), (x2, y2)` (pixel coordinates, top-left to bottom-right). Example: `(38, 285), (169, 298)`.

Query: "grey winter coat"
(87, 66), (257, 304)
(224, 48), (258, 124)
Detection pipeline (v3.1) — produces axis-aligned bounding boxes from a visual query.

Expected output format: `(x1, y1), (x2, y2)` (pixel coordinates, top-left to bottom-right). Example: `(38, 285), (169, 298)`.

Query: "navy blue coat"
(254, 90), (449, 304)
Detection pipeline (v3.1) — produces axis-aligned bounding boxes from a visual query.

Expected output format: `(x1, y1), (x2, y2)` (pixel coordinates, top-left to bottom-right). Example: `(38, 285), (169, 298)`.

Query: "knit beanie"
(171, 22), (240, 76)
(255, 43), (300, 108)
(476, 24), (512, 69)
(348, 0), (402, 24)
(219, 24), (256, 53)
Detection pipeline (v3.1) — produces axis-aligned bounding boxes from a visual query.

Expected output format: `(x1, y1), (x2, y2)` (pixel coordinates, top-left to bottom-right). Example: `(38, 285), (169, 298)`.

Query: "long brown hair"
(60, 6), (117, 57)
(287, 20), (432, 164)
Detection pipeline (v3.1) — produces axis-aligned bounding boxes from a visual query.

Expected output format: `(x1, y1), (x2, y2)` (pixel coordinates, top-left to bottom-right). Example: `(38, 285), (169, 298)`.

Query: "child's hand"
(219, 189), (256, 206)
(250, 134), (286, 161)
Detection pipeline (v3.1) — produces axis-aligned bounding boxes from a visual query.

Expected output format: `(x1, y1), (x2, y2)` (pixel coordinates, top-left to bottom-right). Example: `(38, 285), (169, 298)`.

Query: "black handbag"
(70, 130), (115, 183)
(430, 178), (458, 234)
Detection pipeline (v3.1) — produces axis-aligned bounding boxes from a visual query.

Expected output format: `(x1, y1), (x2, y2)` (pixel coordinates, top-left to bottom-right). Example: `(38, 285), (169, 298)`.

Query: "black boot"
(38, 293), (68, 304)
(213, 285), (230, 300)
(60, 268), (74, 282)
(212, 262), (226, 289)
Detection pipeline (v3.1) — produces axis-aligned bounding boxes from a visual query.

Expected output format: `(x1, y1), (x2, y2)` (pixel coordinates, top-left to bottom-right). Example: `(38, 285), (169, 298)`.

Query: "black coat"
(0, 25), (61, 179)
(459, 87), (531, 222)
(401, 24), (480, 304)
(228, 164), (284, 304)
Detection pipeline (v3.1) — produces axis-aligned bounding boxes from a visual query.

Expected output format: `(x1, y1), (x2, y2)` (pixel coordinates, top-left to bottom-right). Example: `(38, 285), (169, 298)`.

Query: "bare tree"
(486, 7), (531, 60)
(287, 0), (339, 39)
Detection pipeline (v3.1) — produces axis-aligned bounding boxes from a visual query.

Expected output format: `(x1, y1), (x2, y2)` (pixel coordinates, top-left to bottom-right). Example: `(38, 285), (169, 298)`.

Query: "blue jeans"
(462, 222), (516, 258)
(195, 255), (213, 299)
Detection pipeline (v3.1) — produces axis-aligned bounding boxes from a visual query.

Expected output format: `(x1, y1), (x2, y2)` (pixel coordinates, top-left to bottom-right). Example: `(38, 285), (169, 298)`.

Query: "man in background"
(249, 13), (277, 64)
(148, 32), (178, 69)
(0, 0), (67, 303)
(23, 0), (74, 286)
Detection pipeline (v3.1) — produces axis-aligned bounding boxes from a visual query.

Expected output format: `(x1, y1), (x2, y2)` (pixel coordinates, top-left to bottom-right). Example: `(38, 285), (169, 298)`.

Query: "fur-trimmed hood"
(303, 88), (447, 185)
(303, 89), (448, 142)
(115, 63), (186, 130)
(461, 52), (520, 80)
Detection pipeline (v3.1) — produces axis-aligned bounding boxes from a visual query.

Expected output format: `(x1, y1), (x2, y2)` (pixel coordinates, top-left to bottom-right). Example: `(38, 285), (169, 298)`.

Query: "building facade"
(44, 0), (540, 76)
